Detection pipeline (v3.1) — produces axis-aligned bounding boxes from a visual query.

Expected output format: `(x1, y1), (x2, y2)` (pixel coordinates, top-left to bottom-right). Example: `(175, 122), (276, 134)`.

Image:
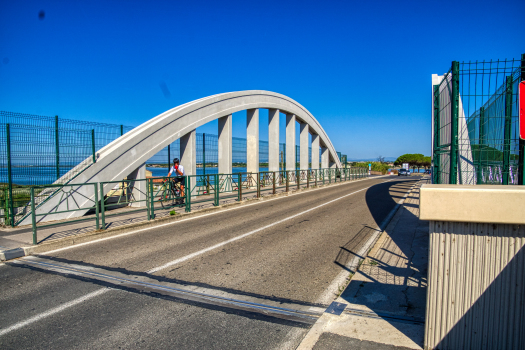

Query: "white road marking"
(0, 288), (109, 337)
(0, 176), (396, 337)
(147, 181), (391, 273)
(42, 176), (384, 256)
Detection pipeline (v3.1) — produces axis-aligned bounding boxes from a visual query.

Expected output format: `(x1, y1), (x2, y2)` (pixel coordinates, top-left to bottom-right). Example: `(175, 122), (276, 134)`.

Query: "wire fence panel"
(433, 55), (524, 186)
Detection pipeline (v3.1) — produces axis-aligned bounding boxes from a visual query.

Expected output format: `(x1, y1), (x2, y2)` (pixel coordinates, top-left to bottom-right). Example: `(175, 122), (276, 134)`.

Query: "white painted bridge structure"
(21, 91), (342, 225)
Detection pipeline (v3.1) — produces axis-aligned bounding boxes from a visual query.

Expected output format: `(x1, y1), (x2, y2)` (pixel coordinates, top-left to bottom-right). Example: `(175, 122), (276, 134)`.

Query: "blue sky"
(1, 0), (523, 160)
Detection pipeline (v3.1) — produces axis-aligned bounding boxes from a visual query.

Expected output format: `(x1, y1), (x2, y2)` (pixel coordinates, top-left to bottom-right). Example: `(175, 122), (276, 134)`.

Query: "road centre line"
(147, 180), (392, 273)
(1, 177), (396, 337)
(41, 176), (386, 256)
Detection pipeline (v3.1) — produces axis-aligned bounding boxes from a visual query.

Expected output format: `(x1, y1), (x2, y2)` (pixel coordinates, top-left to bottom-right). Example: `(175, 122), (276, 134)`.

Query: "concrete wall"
(420, 184), (525, 349)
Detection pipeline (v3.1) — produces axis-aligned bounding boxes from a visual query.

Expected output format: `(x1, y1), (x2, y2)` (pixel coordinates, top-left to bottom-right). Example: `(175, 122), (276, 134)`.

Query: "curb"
(1, 175), (390, 261)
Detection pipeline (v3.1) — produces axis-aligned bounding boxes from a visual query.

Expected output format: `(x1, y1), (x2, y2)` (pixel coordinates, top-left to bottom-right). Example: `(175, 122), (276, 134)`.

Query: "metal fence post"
(94, 183), (100, 230)
(6, 124), (14, 227)
(273, 171), (276, 194)
(257, 173), (261, 198)
(477, 107), (485, 184)
(214, 174), (219, 206)
(55, 115), (60, 180)
(91, 129), (96, 164)
(168, 144), (171, 168)
(449, 61), (459, 184)
(296, 170), (300, 190)
(503, 75), (513, 185)
(307, 170), (310, 188)
(120, 124), (124, 136)
(286, 171), (289, 192)
(185, 176), (191, 212)
(433, 85), (440, 184)
(100, 183), (106, 228)
(31, 187), (37, 245)
(238, 173), (242, 201)
(518, 53), (525, 185)
(150, 178), (156, 218)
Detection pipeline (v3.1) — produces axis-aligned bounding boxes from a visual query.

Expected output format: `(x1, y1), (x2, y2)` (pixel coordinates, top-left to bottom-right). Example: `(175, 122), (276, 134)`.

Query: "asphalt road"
(0, 175), (420, 350)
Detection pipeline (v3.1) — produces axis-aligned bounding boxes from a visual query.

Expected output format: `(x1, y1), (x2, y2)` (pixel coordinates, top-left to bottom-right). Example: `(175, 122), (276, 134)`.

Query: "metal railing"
(26, 167), (369, 244)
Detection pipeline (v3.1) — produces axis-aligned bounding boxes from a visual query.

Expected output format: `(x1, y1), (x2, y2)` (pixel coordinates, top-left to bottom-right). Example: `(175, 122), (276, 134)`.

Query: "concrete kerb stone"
(1, 175), (388, 261)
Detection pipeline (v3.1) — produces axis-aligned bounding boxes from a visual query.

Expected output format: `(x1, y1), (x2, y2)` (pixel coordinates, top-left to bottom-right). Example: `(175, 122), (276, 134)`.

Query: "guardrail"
(26, 167), (369, 244)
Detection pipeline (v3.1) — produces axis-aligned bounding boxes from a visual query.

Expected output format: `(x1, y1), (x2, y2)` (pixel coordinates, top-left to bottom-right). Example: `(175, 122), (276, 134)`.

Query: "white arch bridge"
(20, 90), (343, 225)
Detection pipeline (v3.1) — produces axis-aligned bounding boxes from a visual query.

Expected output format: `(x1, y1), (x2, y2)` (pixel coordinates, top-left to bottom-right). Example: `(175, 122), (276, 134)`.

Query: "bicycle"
(159, 178), (185, 209)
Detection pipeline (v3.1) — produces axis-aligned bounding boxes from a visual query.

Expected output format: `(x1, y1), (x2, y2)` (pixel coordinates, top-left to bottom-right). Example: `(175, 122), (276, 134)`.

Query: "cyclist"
(167, 158), (185, 197)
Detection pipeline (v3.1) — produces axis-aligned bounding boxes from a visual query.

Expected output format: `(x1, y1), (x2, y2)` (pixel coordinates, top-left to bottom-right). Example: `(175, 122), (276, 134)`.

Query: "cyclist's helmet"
(173, 158), (180, 164)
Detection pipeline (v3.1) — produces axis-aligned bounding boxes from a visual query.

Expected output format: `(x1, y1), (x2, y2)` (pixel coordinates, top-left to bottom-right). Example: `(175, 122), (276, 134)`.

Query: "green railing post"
(503, 75), (513, 185)
(30, 187), (37, 245)
(273, 172), (276, 194)
(91, 129), (96, 163)
(238, 173), (242, 201)
(214, 174), (219, 206)
(433, 85), (440, 184)
(518, 53), (525, 185)
(6, 124), (14, 227)
(100, 183), (106, 228)
(150, 178), (156, 218)
(307, 170), (310, 188)
(185, 176), (191, 212)
(286, 171), (289, 192)
(94, 183), (100, 230)
(203, 133), (206, 176)
(296, 170), (300, 190)
(449, 61), (459, 184)
(477, 107), (485, 184)
(120, 124), (124, 136)
(329, 169), (332, 184)
(167, 144), (170, 168)
(314, 169), (317, 187)
(256, 173), (261, 198)
(55, 115), (60, 180)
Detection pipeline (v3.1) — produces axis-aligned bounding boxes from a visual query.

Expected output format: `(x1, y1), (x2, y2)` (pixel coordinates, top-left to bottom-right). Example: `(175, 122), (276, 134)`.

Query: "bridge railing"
(27, 167), (371, 244)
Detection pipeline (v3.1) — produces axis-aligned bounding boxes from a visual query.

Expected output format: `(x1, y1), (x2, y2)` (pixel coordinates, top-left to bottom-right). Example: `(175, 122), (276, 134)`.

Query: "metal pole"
(6, 124), (14, 227)
(450, 61), (459, 184)
(433, 85), (440, 184)
(286, 171), (289, 192)
(150, 179), (155, 218)
(519, 53), (525, 185)
(185, 176), (191, 212)
(94, 183), (100, 230)
(257, 173), (261, 198)
(296, 170), (300, 190)
(238, 173), (242, 201)
(100, 183), (106, 228)
(120, 124), (124, 136)
(168, 144), (170, 168)
(503, 76), (513, 185)
(55, 115), (60, 180)
(31, 187), (37, 245)
(273, 171), (276, 194)
(91, 129), (96, 163)
(477, 107), (485, 184)
(203, 133), (206, 175)
(214, 174), (219, 206)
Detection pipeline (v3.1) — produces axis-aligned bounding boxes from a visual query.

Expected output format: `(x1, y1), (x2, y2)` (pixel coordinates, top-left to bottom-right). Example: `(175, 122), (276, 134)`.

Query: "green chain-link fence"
(433, 54), (524, 185)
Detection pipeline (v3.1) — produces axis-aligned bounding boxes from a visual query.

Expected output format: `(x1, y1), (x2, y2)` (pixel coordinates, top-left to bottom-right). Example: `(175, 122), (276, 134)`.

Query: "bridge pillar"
(247, 109), (259, 173)
(286, 114), (296, 171)
(321, 147), (329, 169)
(299, 121), (309, 170)
(128, 163), (146, 207)
(311, 133), (319, 170)
(268, 109), (280, 172)
(218, 114), (232, 174)
(180, 129), (196, 175)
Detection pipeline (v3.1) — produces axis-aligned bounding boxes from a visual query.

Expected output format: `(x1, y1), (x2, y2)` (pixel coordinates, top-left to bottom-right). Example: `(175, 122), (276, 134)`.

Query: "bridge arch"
(21, 90), (341, 224)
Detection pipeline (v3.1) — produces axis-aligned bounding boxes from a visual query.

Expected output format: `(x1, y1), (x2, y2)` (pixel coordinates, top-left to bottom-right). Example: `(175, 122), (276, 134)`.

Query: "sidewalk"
(298, 178), (429, 349)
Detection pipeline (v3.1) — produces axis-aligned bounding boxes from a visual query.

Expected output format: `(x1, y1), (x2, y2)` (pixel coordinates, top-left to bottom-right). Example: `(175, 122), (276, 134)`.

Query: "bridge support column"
(299, 122), (309, 170)
(247, 109), (259, 173)
(311, 133), (319, 170)
(218, 114), (232, 174)
(128, 163), (146, 207)
(321, 147), (329, 169)
(268, 109), (280, 172)
(180, 129), (196, 175)
(286, 114), (296, 171)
